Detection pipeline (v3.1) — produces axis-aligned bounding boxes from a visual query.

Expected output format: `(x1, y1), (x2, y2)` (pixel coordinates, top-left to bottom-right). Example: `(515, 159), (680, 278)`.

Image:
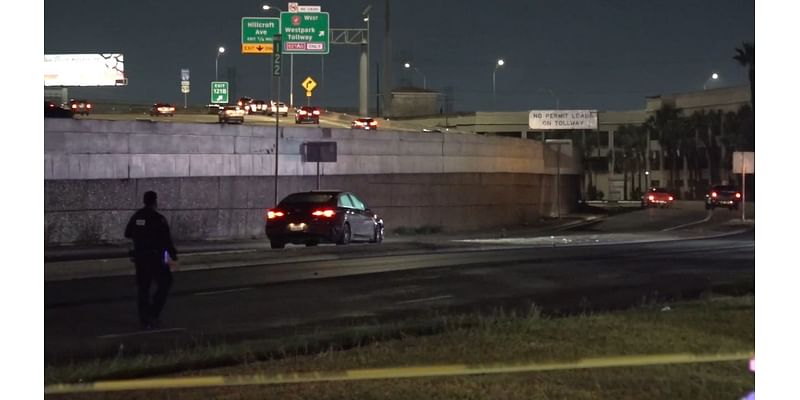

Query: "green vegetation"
(48, 295), (753, 399)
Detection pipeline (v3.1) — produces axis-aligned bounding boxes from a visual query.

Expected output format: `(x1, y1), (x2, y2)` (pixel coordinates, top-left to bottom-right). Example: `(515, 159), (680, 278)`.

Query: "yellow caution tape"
(45, 351), (753, 394)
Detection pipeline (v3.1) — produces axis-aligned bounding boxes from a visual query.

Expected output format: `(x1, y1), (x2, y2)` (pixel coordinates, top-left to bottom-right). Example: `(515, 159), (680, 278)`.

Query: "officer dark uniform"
(124, 191), (178, 329)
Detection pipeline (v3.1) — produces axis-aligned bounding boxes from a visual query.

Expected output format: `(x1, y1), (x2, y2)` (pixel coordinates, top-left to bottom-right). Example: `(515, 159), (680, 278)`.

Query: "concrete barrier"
(44, 119), (580, 245)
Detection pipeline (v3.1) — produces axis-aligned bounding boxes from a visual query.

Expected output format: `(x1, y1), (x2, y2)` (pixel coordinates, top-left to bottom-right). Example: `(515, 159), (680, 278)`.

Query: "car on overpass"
(351, 117), (378, 130)
(236, 97), (254, 113)
(218, 105), (245, 124)
(265, 190), (384, 249)
(68, 99), (92, 116)
(295, 106), (321, 124)
(149, 103), (176, 117)
(268, 101), (289, 117)
(44, 101), (72, 118)
(705, 184), (742, 210)
(641, 187), (674, 208)
(249, 100), (269, 115)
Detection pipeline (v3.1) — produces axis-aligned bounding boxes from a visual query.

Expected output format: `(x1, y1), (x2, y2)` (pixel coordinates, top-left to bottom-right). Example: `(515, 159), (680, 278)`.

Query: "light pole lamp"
(492, 58), (505, 108)
(703, 72), (719, 90)
(215, 46), (225, 81)
(403, 62), (426, 89)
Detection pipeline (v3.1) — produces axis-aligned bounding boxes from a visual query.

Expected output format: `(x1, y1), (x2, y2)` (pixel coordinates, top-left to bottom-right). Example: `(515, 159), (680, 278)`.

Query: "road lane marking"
(194, 287), (253, 296)
(186, 249), (258, 257)
(97, 328), (186, 339)
(662, 211), (713, 231)
(45, 351), (753, 394)
(396, 295), (453, 305)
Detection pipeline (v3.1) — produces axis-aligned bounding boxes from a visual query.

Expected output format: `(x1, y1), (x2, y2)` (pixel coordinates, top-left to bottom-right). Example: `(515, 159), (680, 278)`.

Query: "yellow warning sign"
(301, 76), (317, 92)
(242, 43), (273, 54)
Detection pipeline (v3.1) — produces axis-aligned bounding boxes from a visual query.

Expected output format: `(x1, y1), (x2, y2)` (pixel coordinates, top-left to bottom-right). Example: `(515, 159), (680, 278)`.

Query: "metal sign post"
(732, 151), (755, 222)
(546, 139), (572, 219)
(273, 35), (282, 206)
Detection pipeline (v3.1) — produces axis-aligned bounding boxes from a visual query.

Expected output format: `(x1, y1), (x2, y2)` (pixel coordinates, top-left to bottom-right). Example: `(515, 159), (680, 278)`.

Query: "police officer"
(124, 191), (179, 329)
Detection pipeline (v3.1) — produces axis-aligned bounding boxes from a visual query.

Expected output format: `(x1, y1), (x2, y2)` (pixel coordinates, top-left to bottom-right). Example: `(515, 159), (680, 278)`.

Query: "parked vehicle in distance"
(641, 187), (674, 208)
(705, 184), (742, 210)
(268, 101), (289, 117)
(68, 99), (92, 116)
(351, 117), (378, 130)
(295, 106), (321, 124)
(149, 103), (176, 117)
(249, 100), (269, 115)
(206, 104), (222, 114)
(265, 190), (384, 249)
(237, 97), (254, 113)
(44, 101), (73, 118)
(218, 105), (245, 124)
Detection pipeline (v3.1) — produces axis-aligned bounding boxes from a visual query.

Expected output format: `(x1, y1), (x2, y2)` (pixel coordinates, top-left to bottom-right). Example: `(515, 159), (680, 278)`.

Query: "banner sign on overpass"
(529, 110), (598, 130)
(280, 12), (330, 54)
(241, 17), (280, 54)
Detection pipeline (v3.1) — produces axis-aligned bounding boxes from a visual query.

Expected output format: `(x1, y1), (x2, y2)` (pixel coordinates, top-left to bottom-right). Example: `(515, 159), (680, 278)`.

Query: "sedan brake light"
(299, 110), (307, 115)
(266, 210), (285, 220)
(735, 192), (741, 198)
(711, 192), (717, 198)
(648, 195), (654, 201)
(369, 121), (377, 126)
(668, 196), (674, 201)
(312, 110), (320, 115)
(311, 209), (336, 218)
(71, 104), (77, 108)
(86, 104), (92, 108)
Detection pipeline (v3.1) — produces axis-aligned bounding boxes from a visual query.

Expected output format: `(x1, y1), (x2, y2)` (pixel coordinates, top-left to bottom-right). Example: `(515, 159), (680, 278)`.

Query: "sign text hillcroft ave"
(241, 17), (280, 54)
(280, 12), (330, 54)
(211, 81), (229, 103)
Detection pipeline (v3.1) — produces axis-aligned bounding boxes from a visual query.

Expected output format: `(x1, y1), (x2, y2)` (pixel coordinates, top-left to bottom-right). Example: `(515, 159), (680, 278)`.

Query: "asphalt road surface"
(45, 204), (754, 363)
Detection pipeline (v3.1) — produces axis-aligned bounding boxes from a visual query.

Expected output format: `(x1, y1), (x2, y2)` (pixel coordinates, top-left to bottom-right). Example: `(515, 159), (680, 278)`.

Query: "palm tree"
(733, 42), (754, 107)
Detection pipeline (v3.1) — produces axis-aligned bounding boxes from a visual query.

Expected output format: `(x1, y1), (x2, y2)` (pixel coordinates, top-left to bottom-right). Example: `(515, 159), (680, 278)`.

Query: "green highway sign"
(211, 81), (229, 104)
(241, 17), (280, 54)
(280, 12), (330, 54)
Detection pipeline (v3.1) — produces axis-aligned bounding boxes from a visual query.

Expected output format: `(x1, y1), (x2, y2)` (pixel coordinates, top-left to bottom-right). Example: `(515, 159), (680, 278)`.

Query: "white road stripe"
(194, 287), (253, 296)
(662, 211), (714, 231)
(97, 328), (186, 339)
(396, 295), (453, 305)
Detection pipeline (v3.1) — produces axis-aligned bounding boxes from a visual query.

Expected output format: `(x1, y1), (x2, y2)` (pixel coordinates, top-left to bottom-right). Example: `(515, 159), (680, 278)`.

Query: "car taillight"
(87, 104), (92, 108)
(711, 192), (717, 198)
(266, 210), (285, 220)
(71, 104), (77, 108)
(668, 196), (674, 201)
(369, 121), (377, 126)
(648, 195), (654, 201)
(299, 110), (307, 115)
(313, 110), (320, 115)
(238, 101), (243, 106)
(736, 193), (741, 198)
(311, 209), (336, 218)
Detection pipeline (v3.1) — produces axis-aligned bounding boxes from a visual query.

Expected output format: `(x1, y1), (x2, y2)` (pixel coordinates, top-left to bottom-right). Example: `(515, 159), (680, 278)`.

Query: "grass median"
(47, 294), (754, 399)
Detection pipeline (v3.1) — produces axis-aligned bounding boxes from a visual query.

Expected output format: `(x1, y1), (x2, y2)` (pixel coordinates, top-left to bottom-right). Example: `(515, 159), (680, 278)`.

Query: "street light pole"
(263, 5), (293, 106)
(492, 59), (504, 109)
(403, 62), (427, 89)
(215, 46), (225, 81)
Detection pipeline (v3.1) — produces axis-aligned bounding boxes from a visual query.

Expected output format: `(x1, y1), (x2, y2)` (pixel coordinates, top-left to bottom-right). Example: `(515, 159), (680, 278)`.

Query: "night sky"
(44, 0), (754, 112)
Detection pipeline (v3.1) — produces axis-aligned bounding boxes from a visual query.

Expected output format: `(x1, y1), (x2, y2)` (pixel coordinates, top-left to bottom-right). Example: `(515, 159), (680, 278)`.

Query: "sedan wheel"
(336, 223), (351, 245)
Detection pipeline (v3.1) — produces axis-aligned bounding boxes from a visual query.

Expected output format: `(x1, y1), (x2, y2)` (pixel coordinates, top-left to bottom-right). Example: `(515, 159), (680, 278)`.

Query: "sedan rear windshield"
(280, 193), (336, 205)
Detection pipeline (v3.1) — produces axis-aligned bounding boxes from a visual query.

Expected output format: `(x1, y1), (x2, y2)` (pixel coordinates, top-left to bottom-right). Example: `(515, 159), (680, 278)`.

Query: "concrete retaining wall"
(44, 119), (580, 245)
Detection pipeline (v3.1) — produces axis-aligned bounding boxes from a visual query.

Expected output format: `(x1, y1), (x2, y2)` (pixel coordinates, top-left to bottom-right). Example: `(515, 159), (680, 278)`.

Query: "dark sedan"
(265, 191), (384, 249)
(351, 117), (378, 130)
(149, 103), (175, 117)
(68, 99), (92, 116)
(705, 185), (742, 210)
(295, 106), (320, 124)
